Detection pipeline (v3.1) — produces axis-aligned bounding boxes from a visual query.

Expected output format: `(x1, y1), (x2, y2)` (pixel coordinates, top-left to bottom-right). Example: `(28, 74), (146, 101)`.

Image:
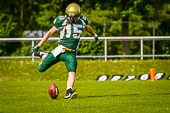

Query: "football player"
(31, 3), (98, 99)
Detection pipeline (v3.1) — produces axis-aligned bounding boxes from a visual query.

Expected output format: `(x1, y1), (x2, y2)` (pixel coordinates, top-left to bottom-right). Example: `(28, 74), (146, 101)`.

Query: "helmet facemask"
(66, 13), (80, 23)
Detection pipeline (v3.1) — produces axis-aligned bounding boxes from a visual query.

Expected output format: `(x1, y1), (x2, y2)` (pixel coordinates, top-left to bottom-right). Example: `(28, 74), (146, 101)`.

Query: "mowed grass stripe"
(0, 80), (170, 113)
(1, 59), (170, 81)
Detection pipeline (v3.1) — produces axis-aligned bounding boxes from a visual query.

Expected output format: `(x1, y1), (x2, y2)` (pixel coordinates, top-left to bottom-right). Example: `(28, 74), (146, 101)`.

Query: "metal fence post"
(103, 22), (107, 61)
(141, 38), (143, 60)
(104, 38), (107, 61)
(152, 22), (155, 60)
(32, 39), (34, 62)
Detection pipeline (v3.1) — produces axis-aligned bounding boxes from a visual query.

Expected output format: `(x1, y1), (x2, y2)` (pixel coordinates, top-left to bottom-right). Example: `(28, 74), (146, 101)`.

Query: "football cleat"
(34, 51), (49, 59)
(64, 89), (78, 99)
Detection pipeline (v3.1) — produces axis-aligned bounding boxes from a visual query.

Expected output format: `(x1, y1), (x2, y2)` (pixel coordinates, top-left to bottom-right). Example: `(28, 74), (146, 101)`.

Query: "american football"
(48, 83), (59, 99)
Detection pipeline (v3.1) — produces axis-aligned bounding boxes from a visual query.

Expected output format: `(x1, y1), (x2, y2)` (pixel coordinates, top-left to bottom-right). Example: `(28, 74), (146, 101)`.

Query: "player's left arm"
(85, 25), (98, 42)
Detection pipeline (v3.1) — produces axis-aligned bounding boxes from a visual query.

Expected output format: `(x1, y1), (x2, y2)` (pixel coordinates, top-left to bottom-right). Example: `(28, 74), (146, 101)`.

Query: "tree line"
(0, 0), (170, 58)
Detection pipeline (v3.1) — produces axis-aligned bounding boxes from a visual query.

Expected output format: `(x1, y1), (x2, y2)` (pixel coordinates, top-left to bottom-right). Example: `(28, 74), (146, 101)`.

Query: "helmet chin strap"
(70, 19), (75, 23)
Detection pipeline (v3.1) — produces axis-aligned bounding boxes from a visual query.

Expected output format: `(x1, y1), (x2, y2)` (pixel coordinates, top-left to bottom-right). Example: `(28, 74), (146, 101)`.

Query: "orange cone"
(150, 68), (156, 82)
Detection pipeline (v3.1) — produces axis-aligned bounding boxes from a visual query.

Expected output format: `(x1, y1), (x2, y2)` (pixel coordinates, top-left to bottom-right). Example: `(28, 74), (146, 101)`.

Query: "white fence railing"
(0, 36), (170, 61)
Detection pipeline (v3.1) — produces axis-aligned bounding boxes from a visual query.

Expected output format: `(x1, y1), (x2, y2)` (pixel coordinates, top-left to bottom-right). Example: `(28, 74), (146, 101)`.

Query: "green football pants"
(38, 52), (77, 73)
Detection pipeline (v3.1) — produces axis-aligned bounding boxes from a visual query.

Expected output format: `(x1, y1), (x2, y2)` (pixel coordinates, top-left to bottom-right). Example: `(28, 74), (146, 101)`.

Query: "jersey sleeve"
(80, 15), (89, 25)
(53, 16), (67, 28)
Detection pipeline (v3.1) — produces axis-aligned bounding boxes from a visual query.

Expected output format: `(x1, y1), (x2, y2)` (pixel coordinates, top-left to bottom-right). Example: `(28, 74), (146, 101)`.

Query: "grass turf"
(0, 80), (170, 113)
(0, 59), (170, 112)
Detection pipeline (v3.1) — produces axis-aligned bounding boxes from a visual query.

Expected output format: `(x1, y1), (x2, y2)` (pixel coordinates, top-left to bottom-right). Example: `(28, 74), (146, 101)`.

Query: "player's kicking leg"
(34, 51), (49, 65)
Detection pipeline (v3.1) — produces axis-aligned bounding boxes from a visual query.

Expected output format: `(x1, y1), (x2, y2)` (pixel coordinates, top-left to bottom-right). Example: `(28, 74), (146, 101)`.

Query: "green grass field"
(0, 80), (170, 113)
(1, 59), (170, 81)
(0, 59), (170, 112)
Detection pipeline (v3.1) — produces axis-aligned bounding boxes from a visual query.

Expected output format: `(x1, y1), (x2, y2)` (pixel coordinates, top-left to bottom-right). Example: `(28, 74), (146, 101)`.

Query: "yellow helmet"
(65, 3), (81, 23)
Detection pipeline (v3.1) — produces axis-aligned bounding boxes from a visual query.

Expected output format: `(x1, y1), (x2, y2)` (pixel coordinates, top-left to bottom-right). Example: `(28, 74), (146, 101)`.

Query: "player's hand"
(30, 45), (40, 53)
(94, 33), (98, 42)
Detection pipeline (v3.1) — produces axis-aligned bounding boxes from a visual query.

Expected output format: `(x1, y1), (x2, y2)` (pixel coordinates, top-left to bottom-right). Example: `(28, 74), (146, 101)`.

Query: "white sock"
(42, 53), (48, 59)
(67, 87), (72, 90)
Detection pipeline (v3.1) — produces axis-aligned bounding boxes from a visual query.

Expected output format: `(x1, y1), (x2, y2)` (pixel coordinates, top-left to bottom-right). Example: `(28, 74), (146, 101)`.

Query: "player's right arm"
(31, 16), (63, 53)
(30, 26), (57, 53)
(38, 26), (57, 47)
(38, 16), (65, 48)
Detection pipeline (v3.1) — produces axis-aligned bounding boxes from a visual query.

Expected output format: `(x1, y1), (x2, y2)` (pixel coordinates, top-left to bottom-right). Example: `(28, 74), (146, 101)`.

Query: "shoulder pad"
(58, 16), (66, 20)
(53, 16), (66, 24)
(80, 15), (89, 25)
